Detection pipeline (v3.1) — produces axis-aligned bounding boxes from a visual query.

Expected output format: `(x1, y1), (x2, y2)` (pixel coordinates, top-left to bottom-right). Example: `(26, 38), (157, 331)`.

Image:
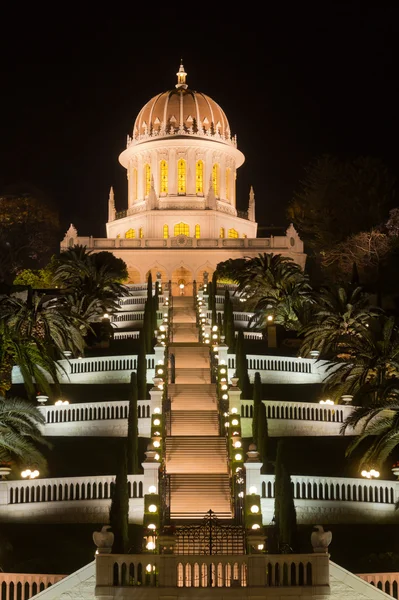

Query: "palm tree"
(299, 285), (380, 359)
(53, 245), (129, 326)
(340, 381), (399, 470)
(0, 291), (86, 398)
(322, 315), (399, 404)
(218, 253), (313, 332)
(0, 396), (50, 472)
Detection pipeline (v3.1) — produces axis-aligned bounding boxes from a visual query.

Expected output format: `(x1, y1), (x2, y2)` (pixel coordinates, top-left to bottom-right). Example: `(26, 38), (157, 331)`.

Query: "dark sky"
(0, 10), (398, 239)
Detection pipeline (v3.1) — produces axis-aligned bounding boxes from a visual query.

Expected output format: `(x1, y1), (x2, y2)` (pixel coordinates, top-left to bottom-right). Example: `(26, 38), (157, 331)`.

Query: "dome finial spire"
(176, 60), (188, 90)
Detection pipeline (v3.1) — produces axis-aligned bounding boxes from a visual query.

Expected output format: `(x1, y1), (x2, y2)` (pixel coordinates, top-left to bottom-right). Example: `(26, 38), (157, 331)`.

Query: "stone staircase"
(166, 296), (232, 521)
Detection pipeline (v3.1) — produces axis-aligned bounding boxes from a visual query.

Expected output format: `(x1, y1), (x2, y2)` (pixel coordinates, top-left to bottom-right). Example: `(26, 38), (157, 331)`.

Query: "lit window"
(163, 225), (169, 239)
(139, 228), (144, 239)
(219, 227), (225, 238)
(125, 229), (135, 239)
(212, 163), (220, 196)
(160, 160), (168, 194)
(228, 228), (238, 239)
(195, 224), (200, 239)
(174, 222), (189, 236)
(226, 168), (231, 200)
(178, 159), (186, 194)
(145, 164), (151, 196)
(196, 160), (203, 194)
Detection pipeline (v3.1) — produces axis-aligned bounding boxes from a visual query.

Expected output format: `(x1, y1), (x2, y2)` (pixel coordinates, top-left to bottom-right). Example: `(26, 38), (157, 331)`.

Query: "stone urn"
(311, 525), (332, 553)
(0, 465), (12, 480)
(392, 464), (399, 480)
(93, 525), (114, 554)
(36, 395), (49, 405)
(230, 377), (239, 387)
(341, 395), (353, 405)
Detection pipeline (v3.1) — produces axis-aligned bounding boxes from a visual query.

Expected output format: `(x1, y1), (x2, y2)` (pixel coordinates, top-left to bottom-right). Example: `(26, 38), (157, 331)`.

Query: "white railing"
(261, 474), (397, 505)
(0, 573), (66, 599)
(13, 354), (157, 385)
(228, 354), (314, 374)
(112, 310), (163, 323)
(1, 474), (144, 505)
(117, 295), (165, 308)
(39, 400), (151, 423)
(113, 331), (140, 340)
(96, 553), (329, 589)
(240, 399), (353, 423)
(357, 573), (399, 598)
(235, 331), (263, 340)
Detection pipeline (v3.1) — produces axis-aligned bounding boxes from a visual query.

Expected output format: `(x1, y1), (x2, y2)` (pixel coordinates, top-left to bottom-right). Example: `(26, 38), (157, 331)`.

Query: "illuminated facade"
(61, 63), (305, 292)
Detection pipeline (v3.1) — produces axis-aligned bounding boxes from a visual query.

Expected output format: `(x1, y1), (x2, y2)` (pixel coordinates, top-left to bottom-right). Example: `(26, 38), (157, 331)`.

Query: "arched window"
(228, 228), (238, 238)
(174, 222), (189, 236)
(145, 164), (151, 196)
(163, 225), (169, 239)
(226, 168), (231, 200)
(219, 227), (225, 238)
(133, 167), (138, 200)
(212, 163), (220, 196)
(196, 160), (204, 194)
(125, 229), (135, 239)
(160, 160), (168, 194)
(178, 159), (186, 194)
(139, 227), (144, 239)
(195, 224), (200, 239)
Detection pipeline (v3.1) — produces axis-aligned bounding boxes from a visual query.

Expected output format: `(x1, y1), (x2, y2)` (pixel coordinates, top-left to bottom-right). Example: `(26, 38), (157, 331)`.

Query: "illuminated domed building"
(61, 63), (305, 293)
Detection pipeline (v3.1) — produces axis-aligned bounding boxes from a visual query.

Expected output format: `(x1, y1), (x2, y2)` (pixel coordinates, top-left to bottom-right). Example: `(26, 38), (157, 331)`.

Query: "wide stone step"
(166, 437), (228, 473)
(170, 474), (232, 518)
(175, 368), (211, 384)
(170, 384), (217, 410)
(171, 411), (219, 435)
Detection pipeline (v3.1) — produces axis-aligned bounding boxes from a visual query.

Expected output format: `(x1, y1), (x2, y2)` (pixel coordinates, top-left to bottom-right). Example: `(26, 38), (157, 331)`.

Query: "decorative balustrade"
(95, 553), (329, 590)
(240, 399), (352, 423)
(226, 354), (331, 385)
(2, 474), (144, 505)
(117, 295), (164, 307)
(63, 236), (293, 252)
(113, 331), (140, 340)
(112, 310), (163, 323)
(206, 309), (253, 323)
(357, 572), (399, 598)
(13, 354), (157, 385)
(0, 573), (66, 600)
(39, 400), (151, 424)
(261, 474), (397, 505)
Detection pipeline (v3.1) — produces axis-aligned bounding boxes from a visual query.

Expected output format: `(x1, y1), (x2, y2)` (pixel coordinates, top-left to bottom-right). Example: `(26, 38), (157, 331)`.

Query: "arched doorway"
(171, 266), (193, 296)
(126, 267), (141, 284)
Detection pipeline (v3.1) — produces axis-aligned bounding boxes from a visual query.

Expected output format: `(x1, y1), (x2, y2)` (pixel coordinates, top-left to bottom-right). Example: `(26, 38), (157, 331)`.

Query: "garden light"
(252, 524), (261, 530)
(235, 453), (242, 461)
(249, 486), (257, 494)
(250, 505), (259, 513)
(148, 504), (157, 513)
(148, 486), (156, 493)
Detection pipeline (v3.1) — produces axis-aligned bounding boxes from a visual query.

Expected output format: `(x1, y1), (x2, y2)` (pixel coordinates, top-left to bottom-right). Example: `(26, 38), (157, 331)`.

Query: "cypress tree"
(257, 401), (269, 474)
(127, 372), (139, 474)
(137, 330), (148, 400)
(224, 291), (235, 352)
(109, 443), (130, 553)
(143, 298), (152, 352)
(235, 331), (251, 398)
(147, 271), (153, 302)
(252, 371), (262, 445)
(152, 281), (159, 337)
(217, 311), (223, 331)
(274, 440), (297, 552)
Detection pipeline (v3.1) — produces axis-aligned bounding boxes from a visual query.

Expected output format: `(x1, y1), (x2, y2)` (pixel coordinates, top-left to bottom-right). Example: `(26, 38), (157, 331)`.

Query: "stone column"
(244, 444), (262, 495)
(149, 386), (163, 414)
(228, 378), (241, 413)
(153, 343), (165, 367)
(142, 444), (161, 495)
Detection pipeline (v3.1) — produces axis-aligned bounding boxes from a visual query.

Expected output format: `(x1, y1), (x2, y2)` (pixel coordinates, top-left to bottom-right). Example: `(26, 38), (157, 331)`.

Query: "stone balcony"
(95, 552), (330, 598)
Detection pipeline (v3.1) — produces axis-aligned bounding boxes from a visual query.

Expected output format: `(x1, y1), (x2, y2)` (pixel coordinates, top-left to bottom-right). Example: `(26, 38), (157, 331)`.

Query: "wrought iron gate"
(174, 510), (246, 555)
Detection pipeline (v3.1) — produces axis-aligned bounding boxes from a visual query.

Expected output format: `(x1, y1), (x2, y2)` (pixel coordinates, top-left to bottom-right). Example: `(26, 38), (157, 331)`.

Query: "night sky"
(0, 10), (398, 240)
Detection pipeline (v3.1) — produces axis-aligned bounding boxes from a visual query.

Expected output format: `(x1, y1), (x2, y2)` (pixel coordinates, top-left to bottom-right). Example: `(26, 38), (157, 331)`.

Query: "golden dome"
(130, 63), (234, 147)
